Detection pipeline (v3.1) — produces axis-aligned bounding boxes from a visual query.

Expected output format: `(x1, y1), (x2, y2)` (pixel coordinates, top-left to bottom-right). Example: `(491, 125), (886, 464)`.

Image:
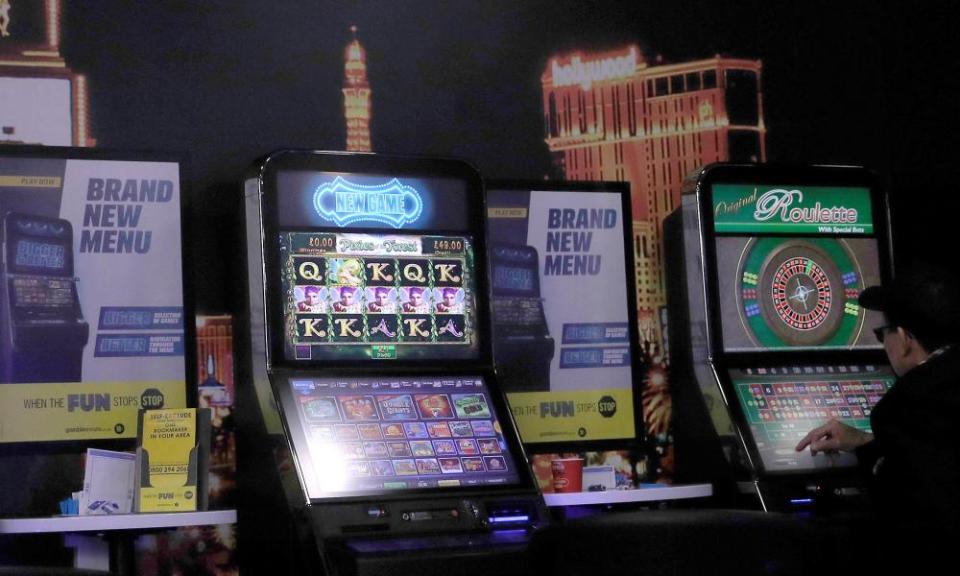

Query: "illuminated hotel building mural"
(542, 46), (765, 351)
(543, 46), (764, 442)
(0, 0), (92, 146)
(343, 25), (372, 152)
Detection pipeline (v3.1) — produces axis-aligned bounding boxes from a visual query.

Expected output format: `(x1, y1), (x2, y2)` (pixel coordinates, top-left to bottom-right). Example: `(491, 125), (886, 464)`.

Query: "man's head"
(375, 287), (389, 305)
(304, 286), (321, 305)
(860, 262), (960, 375)
(442, 287), (457, 306)
(409, 287), (423, 305)
(339, 286), (356, 305)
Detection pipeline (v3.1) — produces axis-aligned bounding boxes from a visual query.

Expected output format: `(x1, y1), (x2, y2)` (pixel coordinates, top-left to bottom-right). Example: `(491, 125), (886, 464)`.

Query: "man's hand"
(795, 419), (874, 455)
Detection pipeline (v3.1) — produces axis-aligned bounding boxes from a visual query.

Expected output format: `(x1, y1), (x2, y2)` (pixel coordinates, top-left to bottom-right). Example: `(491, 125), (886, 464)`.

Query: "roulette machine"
(665, 163), (895, 512)
(242, 151), (546, 576)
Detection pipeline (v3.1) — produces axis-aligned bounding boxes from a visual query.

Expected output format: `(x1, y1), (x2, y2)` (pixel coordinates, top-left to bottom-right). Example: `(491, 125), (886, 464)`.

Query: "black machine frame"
(485, 179), (646, 455)
(247, 151), (541, 507)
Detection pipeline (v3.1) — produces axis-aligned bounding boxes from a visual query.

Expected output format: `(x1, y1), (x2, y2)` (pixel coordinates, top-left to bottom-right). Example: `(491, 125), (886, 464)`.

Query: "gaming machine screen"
(711, 184), (886, 352)
(492, 264), (536, 295)
(276, 170), (480, 362)
(286, 375), (522, 499)
(277, 171), (471, 231)
(7, 232), (77, 317)
(280, 231), (478, 361)
(13, 239), (68, 273)
(730, 365), (895, 473)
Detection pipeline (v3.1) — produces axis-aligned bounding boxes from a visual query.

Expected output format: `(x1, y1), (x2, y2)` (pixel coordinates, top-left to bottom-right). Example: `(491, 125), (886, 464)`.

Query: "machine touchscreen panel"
(730, 364), (895, 473)
(286, 374), (522, 499)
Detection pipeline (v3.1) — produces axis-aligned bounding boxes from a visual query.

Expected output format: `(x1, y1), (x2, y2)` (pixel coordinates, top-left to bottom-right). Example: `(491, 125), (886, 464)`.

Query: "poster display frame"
(0, 145), (197, 449)
(486, 179), (645, 453)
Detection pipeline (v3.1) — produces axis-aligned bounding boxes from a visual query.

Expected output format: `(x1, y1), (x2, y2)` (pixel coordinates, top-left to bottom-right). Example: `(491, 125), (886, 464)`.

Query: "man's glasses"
(873, 325), (896, 342)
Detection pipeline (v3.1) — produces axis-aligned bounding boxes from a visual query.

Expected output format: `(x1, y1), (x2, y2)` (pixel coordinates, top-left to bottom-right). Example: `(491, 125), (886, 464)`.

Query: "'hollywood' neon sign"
(313, 176), (423, 228)
(552, 47), (638, 91)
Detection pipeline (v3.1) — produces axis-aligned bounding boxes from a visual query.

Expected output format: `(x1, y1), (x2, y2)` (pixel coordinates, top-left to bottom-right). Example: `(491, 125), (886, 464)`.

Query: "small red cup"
(551, 458), (584, 493)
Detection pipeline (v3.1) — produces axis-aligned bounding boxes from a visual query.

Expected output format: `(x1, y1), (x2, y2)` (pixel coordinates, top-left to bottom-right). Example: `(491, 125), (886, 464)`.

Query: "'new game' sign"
(313, 177), (423, 229)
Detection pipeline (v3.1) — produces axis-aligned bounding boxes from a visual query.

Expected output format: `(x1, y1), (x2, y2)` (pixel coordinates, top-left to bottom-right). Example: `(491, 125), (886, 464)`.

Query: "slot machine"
(1, 212), (89, 383)
(243, 151), (546, 576)
(489, 244), (554, 392)
(666, 164), (894, 512)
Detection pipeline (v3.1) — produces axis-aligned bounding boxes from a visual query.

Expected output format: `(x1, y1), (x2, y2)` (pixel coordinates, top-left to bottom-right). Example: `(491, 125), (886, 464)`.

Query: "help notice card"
(136, 408), (209, 512)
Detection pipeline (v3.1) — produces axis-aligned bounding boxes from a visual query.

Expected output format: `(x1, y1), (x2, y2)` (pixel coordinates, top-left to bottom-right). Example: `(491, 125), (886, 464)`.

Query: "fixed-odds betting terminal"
(666, 164), (895, 512)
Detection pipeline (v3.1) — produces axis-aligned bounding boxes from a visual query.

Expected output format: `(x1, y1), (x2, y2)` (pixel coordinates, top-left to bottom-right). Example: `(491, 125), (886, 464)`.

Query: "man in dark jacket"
(796, 263), (960, 567)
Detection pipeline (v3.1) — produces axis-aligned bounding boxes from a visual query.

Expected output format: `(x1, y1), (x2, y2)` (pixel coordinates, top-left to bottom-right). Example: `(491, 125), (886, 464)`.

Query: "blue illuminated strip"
(313, 176), (423, 228)
(488, 515), (530, 524)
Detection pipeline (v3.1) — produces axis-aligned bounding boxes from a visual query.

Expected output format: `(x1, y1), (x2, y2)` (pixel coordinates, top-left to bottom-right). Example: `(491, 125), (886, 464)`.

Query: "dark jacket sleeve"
(854, 438), (883, 478)
(866, 389), (960, 534)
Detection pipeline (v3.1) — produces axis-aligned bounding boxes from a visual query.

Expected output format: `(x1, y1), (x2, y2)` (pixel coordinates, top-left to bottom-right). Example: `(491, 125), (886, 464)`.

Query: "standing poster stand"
(0, 145), (198, 572)
(485, 180), (644, 453)
(0, 146), (195, 448)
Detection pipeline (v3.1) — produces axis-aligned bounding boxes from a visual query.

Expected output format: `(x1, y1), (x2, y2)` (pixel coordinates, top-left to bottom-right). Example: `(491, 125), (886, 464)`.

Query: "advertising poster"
(488, 185), (637, 444)
(0, 153), (188, 443)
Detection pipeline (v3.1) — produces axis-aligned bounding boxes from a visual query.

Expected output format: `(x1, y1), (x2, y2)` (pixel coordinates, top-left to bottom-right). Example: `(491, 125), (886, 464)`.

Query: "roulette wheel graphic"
(736, 238), (866, 348)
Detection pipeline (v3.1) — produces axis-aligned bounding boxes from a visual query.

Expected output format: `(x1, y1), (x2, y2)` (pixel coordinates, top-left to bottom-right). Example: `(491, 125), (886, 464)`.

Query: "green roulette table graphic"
(736, 238), (866, 348)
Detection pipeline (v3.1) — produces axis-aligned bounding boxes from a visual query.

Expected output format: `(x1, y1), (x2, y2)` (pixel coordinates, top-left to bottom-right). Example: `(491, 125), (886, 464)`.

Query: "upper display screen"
(4, 214), (74, 277)
(286, 375), (522, 499)
(492, 264), (536, 295)
(716, 237), (884, 351)
(14, 240), (67, 272)
(712, 183), (885, 352)
(280, 231), (479, 361)
(277, 171), (471, 231)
